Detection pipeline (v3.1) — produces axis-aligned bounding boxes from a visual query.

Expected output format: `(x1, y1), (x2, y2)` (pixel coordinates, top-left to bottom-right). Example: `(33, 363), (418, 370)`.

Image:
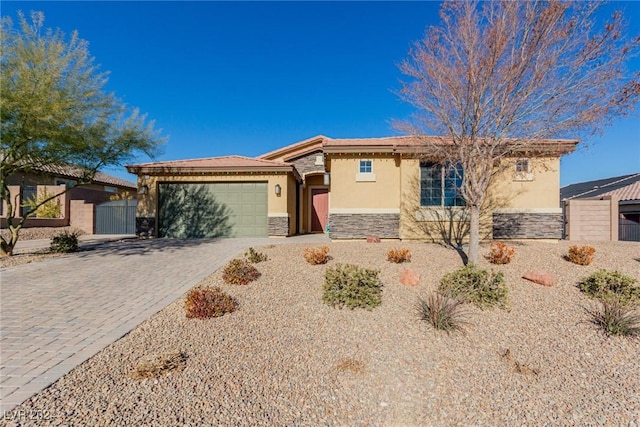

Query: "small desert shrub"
(304, 245), (330, 265)
(245, 247), (268, 263)
(335, 358), (366, 374)
(578, 269), (639, 305)
(132, 351), (188, 379)
(567, 245), (596, 265)
(499, 349), (540, 376)
(387, 247), (412, 263)
(439, 264), (508, 309)
(50, 231), (79, 253)
(488, 242), (515, 265)
(185, 287), (238, 318)
(417, 293), (468, 334)
(323, 263), (382, 310)
(587, 298), (640, 337)
(222, 258), (261, 285)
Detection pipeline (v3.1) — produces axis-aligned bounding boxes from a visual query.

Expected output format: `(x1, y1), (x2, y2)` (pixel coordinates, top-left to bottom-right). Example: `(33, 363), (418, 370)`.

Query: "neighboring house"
(127, 135), (577, 240)
(2, 165), (137, 234)
(561, 173), (640, 242)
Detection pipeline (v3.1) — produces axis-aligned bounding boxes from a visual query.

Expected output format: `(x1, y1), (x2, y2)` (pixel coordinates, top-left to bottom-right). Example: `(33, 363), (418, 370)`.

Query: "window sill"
(356, 173), (376, 182)
(514, 173), (534, 181)
(415, 207), (467, 221)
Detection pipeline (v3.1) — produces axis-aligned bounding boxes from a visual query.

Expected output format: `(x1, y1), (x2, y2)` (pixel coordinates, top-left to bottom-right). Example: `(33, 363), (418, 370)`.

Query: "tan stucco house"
(126, 135), (577, 240)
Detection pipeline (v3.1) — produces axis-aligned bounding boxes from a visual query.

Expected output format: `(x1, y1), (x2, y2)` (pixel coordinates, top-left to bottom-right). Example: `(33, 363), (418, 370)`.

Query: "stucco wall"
(328, 155), (400, 210)
(135, 172), (297, 236)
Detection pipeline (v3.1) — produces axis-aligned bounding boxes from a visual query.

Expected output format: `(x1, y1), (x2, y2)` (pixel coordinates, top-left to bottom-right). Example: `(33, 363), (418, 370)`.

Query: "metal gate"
(95, 199), (137, 234)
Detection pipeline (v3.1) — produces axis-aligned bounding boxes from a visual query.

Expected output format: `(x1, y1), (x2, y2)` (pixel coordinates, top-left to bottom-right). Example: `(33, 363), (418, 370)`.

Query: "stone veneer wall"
(329, 213), (400, 239)
(268, 216), (289, 236)
(492, 212), (563, 239)
(136, 217), (156, 237)
(291, 151), (324, 176)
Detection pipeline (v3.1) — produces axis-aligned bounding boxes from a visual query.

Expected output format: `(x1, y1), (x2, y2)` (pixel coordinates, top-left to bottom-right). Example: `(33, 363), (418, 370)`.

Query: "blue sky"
(3, 1), (639, 187)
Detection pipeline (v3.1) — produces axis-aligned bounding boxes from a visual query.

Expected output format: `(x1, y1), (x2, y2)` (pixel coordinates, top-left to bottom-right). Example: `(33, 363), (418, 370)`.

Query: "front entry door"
(311, 188), (329, 232)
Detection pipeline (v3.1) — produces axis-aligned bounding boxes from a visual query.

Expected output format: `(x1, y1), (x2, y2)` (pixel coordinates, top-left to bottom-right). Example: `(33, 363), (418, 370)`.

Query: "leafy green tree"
(1, 11), (163, 255)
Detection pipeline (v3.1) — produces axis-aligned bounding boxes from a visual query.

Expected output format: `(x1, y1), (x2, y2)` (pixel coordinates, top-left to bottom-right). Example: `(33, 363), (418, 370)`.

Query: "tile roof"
(561, 173), (640, 201)
(34, 163), (136, 189)
(126, 155), (299, 179)
(258, 135), (327, 161)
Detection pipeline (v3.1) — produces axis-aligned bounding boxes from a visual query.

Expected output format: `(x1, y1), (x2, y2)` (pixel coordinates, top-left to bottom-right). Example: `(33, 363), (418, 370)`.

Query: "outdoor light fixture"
(139, 184), (149, 195)
(323, 172), (330, 186)
(274, 184), (281, 196)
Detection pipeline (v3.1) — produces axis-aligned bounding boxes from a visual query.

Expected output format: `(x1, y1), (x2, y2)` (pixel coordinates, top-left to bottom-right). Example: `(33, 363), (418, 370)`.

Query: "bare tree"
(396, 0), (639, 263)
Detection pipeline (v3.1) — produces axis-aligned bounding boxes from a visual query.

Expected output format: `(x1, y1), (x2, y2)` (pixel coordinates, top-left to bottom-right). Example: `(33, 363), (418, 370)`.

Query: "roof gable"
(258, 135), (326, 161)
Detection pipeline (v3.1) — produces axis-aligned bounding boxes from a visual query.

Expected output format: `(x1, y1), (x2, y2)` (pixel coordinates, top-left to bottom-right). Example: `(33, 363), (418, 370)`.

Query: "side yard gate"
(95, 199), (137, 234)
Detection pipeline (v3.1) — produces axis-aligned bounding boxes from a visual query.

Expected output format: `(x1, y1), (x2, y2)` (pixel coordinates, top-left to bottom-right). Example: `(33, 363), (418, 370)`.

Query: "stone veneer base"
(136, 217), (156, 237)
(329, 213), (400, 239)
(268, 216), (289, 236)
(492, 212), (563, 239)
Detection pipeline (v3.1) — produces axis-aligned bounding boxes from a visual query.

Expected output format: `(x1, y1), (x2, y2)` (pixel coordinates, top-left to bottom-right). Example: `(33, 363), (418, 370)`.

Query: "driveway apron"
(0, 237), (295, 412)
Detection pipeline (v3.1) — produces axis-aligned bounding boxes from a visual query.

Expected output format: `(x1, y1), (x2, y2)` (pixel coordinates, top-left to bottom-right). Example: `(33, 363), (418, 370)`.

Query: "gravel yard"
(4, 240), (640, 426)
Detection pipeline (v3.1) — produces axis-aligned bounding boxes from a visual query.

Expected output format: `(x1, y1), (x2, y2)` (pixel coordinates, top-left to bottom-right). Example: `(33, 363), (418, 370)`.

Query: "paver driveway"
(0, 236), (325, 412)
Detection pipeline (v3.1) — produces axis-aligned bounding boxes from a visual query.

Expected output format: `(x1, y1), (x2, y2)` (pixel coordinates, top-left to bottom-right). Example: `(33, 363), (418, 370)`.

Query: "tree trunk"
(468, 204), (480, 264)
(0, 225), (20, 257)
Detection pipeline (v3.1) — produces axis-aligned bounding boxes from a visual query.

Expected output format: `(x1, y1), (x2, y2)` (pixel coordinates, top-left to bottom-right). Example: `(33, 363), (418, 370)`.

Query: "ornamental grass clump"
(184, 287), (238, 319)
(439, 264), (508, 309)
(387, 247), (412, 263)
(487, 242), (515, 265)
(578, 269), (639, 305)
(567, 245), (596, 265)
(222, 258), (261, 285)
(323, 263), (382, 310)
(587, 298), (640, 337)
(417, 292), (469, 334)
(50, 231), (79, 253)
(304, 245), (330, 265)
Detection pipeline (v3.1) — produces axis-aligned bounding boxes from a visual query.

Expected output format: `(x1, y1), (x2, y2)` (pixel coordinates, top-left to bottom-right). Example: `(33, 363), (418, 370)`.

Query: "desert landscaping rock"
(522, 270), (557, 287)
(400, 268), (420, 286)
(3, 240), (639, 426)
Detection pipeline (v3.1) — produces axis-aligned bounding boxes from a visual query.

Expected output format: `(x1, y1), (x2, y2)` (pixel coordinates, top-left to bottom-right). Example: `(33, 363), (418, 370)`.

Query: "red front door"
(311, 188), (329, 232)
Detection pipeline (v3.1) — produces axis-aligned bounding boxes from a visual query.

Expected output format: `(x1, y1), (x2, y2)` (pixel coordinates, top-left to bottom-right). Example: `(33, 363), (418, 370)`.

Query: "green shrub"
(439, 263), (508, 309)
(578, 269), (639, 305)
(587, 298), (640, 337)
(185, 287), (238, 319)
(222, 258), (261, 285)
(323, 263), (382, 310)
(417, 293), (469, 334)
(245, 247), (268, 263)
(50, 231), (79, 253)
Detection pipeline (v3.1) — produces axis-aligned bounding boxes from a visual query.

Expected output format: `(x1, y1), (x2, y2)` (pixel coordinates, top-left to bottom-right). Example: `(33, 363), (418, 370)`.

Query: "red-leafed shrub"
(185, 287), (238, 319)
(222, 258), (261, 285)
(488, 242), (515, 265)
(567, 245), (595, 266)
(387, 247), (412, 263)
(303, 245), (330, 265)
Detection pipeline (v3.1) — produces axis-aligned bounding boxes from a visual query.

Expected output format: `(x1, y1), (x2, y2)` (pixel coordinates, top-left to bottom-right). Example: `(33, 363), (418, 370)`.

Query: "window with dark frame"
(420, 162), (465, 207)
(515, 158), (530, 174)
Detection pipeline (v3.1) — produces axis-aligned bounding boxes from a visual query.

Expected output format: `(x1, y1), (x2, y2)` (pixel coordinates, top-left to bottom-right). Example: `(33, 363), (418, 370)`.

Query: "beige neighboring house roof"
(127, 155), (301, 180)
(34, 163), (136, 189)
(600, 180), (640, 202)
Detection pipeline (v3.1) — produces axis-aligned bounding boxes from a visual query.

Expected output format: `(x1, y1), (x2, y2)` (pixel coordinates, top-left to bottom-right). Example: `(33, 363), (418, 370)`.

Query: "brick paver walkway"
(0, 236), (326, 412)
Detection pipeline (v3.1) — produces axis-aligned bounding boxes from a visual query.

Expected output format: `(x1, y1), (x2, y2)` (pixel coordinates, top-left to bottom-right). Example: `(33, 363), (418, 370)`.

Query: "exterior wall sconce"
(139, 184), (149, 195)
(323, 172), (330, 186)
(274, 184), (281, 196)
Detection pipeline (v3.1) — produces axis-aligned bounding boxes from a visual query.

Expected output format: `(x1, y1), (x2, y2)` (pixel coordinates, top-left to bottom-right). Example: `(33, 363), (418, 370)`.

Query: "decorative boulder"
(366, 236), (381, 243)
(400, 269), (420, 286)
(522, 271), (556, 287)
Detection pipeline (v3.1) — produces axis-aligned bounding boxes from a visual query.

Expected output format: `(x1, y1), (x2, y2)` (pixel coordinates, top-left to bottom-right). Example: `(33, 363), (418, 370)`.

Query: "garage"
(158, 182), (268, 238)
